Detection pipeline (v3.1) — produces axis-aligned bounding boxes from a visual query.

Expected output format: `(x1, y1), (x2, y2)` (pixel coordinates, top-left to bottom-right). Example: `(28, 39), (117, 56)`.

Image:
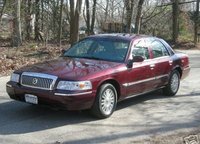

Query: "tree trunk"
(41, 0), (44, 31)
(172, 0), (179, 43)
(85, 0), (90, 35)
(69, 0), (82, 45)
(85, 0), (97, 35)
(125, 0), (135, 33)
(58, 0), (64, 46)
(121, 5), (125, 24)
(104, 0), (109, 22)
(194, 0), (200, 44)
(34, 0), (41, 41)
(135, 0), (145, 34)
(12, 0), (22, 47)
(91, 0), (97, 34)
(25, 0), (32, 40)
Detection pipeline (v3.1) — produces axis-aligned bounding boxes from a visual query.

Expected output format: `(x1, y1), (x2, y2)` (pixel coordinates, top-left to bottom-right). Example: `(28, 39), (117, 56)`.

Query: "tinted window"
(64, 38), (129, 62)
(132, 39), (150, 60)
(151, 41), (169, 58)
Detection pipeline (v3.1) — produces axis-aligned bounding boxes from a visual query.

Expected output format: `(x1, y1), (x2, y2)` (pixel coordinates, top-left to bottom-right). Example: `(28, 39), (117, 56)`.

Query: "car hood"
(16, 57), (122, 80)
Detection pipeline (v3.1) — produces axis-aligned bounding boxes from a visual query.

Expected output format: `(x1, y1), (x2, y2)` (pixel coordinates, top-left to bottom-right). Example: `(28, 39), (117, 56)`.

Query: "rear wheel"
(163, 70), (180, 96)
(91, 83), (117, 119)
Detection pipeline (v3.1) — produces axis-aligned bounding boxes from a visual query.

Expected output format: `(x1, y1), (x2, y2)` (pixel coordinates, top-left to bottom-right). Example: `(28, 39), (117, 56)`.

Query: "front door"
(125, 39), (156, 97)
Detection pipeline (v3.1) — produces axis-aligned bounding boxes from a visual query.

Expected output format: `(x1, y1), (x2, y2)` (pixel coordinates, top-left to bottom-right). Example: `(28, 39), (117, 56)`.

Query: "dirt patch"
(131, 129), (200, 144)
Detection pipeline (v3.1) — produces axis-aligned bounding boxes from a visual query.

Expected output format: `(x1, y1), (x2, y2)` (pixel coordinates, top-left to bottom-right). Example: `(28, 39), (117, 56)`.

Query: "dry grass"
(0, 40), (69, 76)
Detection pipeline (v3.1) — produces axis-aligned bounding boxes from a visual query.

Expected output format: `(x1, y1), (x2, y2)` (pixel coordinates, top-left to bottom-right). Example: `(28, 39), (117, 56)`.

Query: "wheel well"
(175, 67), (182, 78)
(100, 79), (121, 100)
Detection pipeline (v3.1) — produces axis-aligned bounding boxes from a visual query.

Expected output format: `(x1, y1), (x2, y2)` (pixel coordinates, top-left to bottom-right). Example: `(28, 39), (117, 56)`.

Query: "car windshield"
(64, 38), (130, 62)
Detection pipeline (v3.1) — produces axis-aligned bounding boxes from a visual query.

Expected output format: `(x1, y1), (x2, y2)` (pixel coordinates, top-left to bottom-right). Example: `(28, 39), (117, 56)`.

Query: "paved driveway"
(0, 50), (200, 144)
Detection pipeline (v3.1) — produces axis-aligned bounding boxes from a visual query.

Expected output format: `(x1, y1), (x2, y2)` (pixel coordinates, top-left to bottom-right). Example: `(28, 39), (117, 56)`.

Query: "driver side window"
(132, 39), (150, 60)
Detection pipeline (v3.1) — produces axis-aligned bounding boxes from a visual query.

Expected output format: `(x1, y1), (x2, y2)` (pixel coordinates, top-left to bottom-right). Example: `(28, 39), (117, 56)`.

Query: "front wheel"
(91, 84), (117, 119)
(163, 70), (180, 96)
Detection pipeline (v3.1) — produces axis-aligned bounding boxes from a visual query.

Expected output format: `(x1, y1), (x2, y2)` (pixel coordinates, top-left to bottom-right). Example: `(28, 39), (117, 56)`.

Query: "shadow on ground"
(0, 90), (199, 139)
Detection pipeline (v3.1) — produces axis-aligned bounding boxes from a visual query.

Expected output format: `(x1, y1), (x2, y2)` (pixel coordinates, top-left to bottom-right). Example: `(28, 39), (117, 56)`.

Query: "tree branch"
(157, 0), (196, 7)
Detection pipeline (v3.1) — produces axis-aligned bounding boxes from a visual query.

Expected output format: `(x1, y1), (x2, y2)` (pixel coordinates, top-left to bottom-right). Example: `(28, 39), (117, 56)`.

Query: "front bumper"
(6, 81), (96, 110)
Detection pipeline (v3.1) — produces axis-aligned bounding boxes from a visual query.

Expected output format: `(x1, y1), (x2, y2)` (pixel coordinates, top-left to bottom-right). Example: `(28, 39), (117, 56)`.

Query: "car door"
(150, 39), (173, 88)
(125, 38), (156, 97)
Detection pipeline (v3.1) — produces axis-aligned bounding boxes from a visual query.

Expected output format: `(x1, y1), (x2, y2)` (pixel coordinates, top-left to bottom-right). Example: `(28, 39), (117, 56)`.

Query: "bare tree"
(69, 0), (83, 45)
(12, 0), (22, 47)
(58, 0), (64, 46)
(135, 0), (145, 34)
(34, 0), (42, 41)
(104, 0), (109, 22)
(171, 0), (180, 43)
(24, 0), (32, 40)
(84, 0), (97, 35)
(124, 0), (135, 33)
(194, 0), (200, 44)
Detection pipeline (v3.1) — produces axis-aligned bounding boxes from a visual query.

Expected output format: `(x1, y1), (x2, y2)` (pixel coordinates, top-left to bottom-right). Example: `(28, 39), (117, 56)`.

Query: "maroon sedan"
(6, 34), (190, 118)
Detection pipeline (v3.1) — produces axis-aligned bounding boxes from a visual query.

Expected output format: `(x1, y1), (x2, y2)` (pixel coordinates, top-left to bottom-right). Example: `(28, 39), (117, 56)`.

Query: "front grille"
(21, 72), (58, 90)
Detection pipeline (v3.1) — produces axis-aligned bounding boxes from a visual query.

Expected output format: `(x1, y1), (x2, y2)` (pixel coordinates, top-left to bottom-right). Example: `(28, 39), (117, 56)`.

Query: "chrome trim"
(6, 84), (12, 88)
(123, 77), (155, 87)
(123, 86), (165, 100)
(21, 72), (58, 90)
(156, 74), (169, 80)
(123, 74), (169, 87)
(54, 91), (93, 97)
(122, 83), (129, 87)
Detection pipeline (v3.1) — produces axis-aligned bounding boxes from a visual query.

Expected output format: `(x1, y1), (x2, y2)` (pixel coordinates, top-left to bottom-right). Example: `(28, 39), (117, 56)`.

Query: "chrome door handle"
(150, 64), (155, 70)
(169, 60), (173, 65)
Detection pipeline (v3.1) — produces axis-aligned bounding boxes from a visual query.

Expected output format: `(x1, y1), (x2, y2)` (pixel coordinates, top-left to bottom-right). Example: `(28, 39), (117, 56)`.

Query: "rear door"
(150, 39), (173, 88)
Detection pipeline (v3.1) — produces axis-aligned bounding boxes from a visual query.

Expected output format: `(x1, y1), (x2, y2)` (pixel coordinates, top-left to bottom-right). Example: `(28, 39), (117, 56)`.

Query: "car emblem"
(32, 78), (38, 85)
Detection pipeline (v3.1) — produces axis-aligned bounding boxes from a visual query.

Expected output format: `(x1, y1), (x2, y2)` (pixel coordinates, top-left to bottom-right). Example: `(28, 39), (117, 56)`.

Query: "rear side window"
(151, 41), (169, 58)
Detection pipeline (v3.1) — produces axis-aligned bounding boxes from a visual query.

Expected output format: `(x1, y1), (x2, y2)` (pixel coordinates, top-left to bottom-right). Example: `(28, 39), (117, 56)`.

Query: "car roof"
(88, 33), (152, 41)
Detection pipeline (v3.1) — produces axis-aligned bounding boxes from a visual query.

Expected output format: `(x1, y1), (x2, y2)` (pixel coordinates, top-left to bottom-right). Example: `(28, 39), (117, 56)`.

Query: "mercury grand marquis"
(6, 34), (190, 118)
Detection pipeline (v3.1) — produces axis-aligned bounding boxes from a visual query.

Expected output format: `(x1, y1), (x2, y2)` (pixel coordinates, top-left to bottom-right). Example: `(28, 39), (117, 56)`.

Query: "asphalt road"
(0, 50), (200, 144)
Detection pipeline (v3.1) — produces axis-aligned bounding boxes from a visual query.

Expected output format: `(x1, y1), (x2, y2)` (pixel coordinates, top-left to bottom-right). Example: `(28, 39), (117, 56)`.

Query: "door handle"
(169, 60), (173, 65)
(150, 64), (155, 70)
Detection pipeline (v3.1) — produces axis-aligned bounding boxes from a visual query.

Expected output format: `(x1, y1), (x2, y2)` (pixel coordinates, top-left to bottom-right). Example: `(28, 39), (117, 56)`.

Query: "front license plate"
(25, 94), (38, 104)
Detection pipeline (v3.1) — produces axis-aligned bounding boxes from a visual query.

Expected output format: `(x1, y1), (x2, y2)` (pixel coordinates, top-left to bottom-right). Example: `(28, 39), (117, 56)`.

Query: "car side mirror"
(61, 49), (66, 54)
(127, 56), (144, 68)
(132, 56), (144, 63)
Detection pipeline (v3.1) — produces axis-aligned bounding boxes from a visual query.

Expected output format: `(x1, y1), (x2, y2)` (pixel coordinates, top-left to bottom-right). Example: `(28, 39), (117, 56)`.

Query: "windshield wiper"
(63, 55), (104, 60)
(77, 56), (103, 60)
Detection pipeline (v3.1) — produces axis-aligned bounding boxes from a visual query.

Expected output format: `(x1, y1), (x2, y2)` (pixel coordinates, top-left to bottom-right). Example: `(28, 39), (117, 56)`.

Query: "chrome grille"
(21, 72), (58, 90)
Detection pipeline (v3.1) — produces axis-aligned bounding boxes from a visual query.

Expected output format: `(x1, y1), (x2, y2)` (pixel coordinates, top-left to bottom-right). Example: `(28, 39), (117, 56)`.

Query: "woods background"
(0, 0), (199, 75)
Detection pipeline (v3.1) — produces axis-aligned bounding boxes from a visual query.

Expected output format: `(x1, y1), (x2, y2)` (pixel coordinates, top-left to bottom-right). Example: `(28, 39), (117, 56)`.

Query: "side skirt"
(118, 86), (165, 102)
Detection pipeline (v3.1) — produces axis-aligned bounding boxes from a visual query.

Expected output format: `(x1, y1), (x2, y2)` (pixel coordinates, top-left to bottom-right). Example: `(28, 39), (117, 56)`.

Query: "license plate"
(25, 94), (38, 104)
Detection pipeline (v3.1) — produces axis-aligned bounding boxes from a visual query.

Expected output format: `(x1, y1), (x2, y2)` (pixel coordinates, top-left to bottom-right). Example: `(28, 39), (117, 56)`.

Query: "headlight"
(10, 73), (20, 83)
(57, 81), (92, 91)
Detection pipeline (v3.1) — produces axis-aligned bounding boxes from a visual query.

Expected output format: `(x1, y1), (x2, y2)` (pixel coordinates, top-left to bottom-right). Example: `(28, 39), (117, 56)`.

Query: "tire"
(91, 83), (117, 119)
(163, 70), (180, 96)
